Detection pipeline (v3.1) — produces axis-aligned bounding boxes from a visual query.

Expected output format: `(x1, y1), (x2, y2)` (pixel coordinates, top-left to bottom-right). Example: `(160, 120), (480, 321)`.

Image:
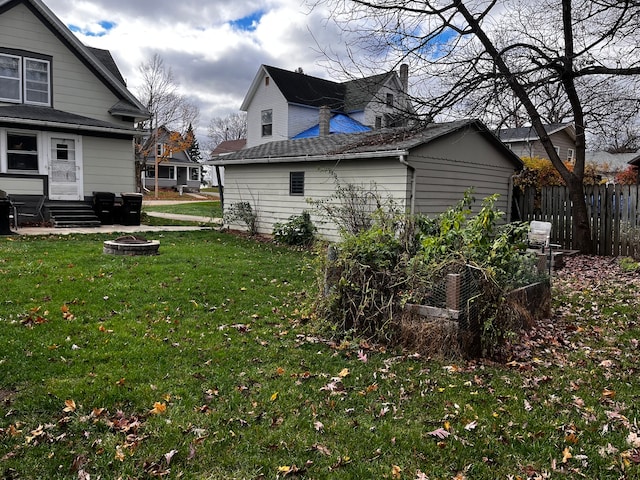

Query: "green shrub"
(224, 201), (258, 235)
(272, 211), (316, 246)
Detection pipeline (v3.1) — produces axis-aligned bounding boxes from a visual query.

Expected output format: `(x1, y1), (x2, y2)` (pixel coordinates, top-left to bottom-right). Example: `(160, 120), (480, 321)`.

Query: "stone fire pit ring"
(103, 235), (160, 256)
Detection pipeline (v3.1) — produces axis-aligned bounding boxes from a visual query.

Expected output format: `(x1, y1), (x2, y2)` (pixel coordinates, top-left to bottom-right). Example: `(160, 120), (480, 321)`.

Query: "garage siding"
(222, 159), (408, 240)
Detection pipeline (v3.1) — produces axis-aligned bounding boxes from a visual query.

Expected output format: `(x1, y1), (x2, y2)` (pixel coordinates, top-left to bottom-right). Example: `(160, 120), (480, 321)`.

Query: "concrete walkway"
(6, 197), (223, 236)
(12, 223), (215, 236)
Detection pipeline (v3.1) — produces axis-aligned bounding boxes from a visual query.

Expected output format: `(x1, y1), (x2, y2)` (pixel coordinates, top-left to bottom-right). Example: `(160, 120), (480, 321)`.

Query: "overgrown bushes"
(272, 212), (316, 246)
(314, 183), (546, 359)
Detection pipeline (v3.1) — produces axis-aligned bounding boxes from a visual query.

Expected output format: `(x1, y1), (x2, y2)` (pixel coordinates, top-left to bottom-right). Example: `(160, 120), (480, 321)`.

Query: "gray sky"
(45, 0), (351, 142)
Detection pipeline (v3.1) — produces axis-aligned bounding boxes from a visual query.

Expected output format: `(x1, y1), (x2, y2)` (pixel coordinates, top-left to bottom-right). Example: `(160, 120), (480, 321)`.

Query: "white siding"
(0, 177), (42, 194)
(245, 72), (289, 147)
(82, 137), (136, 195)
(410, 130), (517, 217)
(288, 104), (321, 138)
(222, 159), (408, 241)
(0, 3), (128, 126)
(362, 77), (411, 128)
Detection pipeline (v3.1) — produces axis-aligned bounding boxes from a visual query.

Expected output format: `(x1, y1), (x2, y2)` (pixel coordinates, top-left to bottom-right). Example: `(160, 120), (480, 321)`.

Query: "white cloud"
(42, 0), (350, 145)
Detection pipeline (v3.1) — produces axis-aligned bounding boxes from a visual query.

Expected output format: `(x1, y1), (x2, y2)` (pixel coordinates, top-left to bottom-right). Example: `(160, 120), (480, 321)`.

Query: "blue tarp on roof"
(293, 113), (371, 139)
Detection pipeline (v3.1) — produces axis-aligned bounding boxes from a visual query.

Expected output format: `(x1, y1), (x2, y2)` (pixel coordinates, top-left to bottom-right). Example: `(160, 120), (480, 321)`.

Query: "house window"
(156, 143), (164, 156)
(190, 167), (200, 181)
(0, 54), (20, 102)
(24, 58), (50, 105)
(375, 116), (382, 129)
(265, 77), (270, 86)
(567, 148), (575, 161)
(386, 93), (394, 107)
(261, 109), (272, 137)
(146, 165), (175, 179)
(7, 132), (38, 171)
(289, 171), (304, 196)
(0, 53), (50, 105)
(554, 146), (560, 156)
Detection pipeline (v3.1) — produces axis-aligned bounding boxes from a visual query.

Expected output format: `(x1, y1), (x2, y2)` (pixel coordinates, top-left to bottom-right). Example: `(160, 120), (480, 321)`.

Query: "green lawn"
(142, 200), (222, 218)
(0, 234), (639, 479)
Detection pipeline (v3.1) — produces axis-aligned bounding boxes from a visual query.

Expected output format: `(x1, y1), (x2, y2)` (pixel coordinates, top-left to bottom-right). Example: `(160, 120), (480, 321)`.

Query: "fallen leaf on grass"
(164, 449), (178, 465)
(561, 447), (572, 463)
(149, 402), (167, 415)
(392, 465), (402, 478)
(602, 388), (616, 399)
(338, 368), (350, 378)
(428, 428), (450, 440)
(311, 443), (331, 456)
(63, 399), (76, 413)
(115, 445), (125, 462)
(628, 432), (640, 448)
(464, 420), (478, 431)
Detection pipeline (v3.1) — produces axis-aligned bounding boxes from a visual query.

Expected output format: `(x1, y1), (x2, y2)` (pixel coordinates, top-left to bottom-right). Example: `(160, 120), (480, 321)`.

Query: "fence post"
(446, 274), (462, 311)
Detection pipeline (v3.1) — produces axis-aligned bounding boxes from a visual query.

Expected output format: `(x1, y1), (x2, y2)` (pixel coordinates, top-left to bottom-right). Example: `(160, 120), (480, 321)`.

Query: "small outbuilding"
(208, 119), (523, 240)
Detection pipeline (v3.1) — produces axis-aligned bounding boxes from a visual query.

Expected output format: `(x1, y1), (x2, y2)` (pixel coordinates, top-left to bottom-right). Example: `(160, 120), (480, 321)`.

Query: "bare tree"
(207, 112), (247, 154)
(136, 53), (199, 132)
(321, 0), (640, 253)
(134, 53), (199, 191)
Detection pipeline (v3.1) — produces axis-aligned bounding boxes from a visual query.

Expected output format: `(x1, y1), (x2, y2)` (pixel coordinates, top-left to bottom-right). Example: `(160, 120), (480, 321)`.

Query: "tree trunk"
(566, 178), (592, 253)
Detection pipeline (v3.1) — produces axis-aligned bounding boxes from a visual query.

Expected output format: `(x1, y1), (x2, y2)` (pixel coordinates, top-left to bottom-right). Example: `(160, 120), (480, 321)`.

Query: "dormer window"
(0, 52), (51, 106)
(386, 93), (394, 107)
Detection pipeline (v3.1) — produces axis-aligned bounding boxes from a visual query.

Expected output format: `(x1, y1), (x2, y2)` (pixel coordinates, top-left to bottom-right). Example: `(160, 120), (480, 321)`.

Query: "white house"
(241, 64), (413, 148)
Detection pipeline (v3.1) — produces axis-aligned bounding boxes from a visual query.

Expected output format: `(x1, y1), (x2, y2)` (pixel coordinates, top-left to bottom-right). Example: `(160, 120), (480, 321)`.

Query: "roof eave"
(0, 115), (142, 136)
(206, 149), (410, 166)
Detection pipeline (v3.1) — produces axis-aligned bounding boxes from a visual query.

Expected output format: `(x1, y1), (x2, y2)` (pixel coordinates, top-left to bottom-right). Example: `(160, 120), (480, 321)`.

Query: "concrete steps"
(46, 201), (101, 228)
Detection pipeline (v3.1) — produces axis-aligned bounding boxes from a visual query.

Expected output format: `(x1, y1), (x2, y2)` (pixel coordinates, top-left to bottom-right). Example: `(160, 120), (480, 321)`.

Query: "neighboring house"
(205, 138), (247, 187)
(241, 64), (413, 148)
(140, 126), (201, 192)
(585, 150), (640, 183)
(0, 0), (148, 225)
(208, 119), (523, 241)
(498, 123), (576, 162)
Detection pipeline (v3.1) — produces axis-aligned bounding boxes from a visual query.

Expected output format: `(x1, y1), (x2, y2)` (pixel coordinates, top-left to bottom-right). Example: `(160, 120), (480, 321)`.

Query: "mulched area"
(503, 254), (640, 363)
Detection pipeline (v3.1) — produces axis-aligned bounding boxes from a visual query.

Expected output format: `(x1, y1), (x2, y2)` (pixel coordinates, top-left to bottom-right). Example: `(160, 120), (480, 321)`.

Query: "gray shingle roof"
(498, 123), (573, 142)
(209, 119), (522, 168)
(0, 104), (139, 134)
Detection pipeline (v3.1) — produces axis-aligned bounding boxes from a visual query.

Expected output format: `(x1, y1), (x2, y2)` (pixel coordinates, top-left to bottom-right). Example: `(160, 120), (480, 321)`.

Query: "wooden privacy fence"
(516, 184), (640, 257)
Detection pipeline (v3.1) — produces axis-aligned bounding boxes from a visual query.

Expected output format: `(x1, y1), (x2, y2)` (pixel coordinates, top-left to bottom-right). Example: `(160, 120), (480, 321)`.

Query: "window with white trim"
(190, 167), (200, 181)
(261, 109), (272, 137)
(567, 148), (575, 161)
(0, 54), (20, 102)
(0, 53), (50, 105)
(7, 132), (38, 171)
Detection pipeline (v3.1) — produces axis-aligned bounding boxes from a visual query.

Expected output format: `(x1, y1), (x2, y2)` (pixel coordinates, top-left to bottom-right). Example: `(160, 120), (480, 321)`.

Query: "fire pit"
(103, 235), (160, 256)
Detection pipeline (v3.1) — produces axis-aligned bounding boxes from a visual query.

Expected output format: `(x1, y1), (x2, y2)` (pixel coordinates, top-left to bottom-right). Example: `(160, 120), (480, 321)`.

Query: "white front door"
(48, 135), (83, 200)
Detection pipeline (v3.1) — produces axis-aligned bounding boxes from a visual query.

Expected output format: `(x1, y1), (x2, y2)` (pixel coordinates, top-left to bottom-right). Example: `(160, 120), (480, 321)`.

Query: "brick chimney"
(400, 64), (409, 93)
(319, 105), (331, 137)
